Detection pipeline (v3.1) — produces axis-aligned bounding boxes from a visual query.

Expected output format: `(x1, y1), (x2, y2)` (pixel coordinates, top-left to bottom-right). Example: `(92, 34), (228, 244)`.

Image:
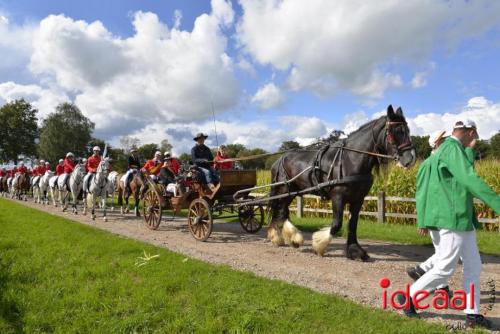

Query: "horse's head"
(384, 105), (416, 168)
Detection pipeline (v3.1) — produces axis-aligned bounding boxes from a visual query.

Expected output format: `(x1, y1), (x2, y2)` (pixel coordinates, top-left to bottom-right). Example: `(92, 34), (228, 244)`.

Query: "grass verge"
(0, 198), (452, 333)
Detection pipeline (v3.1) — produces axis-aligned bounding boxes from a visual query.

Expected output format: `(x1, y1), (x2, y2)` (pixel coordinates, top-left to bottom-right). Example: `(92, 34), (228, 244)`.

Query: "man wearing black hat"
(191, 132), (219, 190)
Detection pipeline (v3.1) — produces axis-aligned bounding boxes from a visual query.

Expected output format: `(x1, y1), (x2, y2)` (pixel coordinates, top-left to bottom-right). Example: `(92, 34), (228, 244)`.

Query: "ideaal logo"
(379, 277), (474, 310)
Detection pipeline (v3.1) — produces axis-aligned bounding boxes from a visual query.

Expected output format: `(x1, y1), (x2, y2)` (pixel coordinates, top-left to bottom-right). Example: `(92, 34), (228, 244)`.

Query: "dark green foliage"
(137, 143), (159, 161)
(0, 99), (38, 163)
(410, 135), (431, 160)
(37, 103), (94, 163)
(490, 132), (500, 158)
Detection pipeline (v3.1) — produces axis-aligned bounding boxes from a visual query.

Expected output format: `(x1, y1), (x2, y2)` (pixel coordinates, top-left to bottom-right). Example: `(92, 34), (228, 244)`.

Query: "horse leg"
(133, 187), (140, 217)
(281, 196), (304, 248)
(91, 194), (96, 220)
(102, 193), (108, 222)
(345, 201), (369, 261)
(267, 188), (293, 246)
(312, 193), (344, 256)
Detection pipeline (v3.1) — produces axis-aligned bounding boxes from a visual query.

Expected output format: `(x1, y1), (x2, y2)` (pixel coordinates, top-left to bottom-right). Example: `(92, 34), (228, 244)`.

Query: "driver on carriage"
(191, 132), (219, 191)
(141, 151), (162, 182)
(123, 146), (141, 189)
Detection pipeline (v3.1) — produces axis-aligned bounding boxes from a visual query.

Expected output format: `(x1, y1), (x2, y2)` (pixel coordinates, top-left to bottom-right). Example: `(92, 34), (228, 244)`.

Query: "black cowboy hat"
(193, 132), (208, 141)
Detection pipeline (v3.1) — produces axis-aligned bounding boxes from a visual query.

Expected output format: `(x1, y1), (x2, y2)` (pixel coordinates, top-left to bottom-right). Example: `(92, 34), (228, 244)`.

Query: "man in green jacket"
(400, 120), (500, 329)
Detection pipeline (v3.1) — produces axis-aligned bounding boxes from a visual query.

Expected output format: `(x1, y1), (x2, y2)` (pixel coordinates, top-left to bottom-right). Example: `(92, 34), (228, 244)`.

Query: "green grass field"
(0, 198), (454, 333)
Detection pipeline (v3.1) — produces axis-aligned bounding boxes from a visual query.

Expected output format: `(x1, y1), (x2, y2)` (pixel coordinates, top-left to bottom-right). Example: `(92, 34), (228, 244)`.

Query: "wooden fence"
(250, 192), (500, 230)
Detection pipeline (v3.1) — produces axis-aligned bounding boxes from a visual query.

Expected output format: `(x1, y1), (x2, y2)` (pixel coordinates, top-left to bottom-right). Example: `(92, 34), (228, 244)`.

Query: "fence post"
(377, 191), (385, 223)
(296, 196), (304, 218)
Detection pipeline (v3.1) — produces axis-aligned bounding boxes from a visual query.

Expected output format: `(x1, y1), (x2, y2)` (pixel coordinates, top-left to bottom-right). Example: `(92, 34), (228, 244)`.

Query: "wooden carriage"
(142, 169), (264, 241)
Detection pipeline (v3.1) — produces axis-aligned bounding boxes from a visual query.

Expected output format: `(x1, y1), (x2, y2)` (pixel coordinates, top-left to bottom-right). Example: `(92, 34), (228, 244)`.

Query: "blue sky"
(0, 0), (499, 154)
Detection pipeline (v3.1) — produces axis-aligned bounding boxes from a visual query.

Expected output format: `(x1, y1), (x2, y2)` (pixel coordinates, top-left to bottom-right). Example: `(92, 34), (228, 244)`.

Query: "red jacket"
(56, 164), (64, 176)
(38, 166), (46, 176)
(214, 153), (234, 170)
(64, 158), (75, 174)
(10, 168), (17, 177)
(143, 159), (162, 176)
(86, 155), (101, 173)
(0, 170), (6, 177)
(17, 166), (28, 174)
(165, 158), (181, 174)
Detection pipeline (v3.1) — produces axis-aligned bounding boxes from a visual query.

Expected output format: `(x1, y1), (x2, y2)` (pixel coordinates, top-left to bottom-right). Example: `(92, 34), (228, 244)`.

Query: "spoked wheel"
(142, 188), (162, 230)
(188, 198), (213, 241)
(238, 204), (264, 233)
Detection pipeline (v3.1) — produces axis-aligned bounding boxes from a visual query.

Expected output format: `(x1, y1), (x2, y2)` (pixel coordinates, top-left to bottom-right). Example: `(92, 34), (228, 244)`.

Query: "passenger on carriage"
(163, 152), (181, 175)
(191, 132), (219, 191)
(56, 159), (64, 176)
(213, 145), (234, 170)
(142, 151), (162, 181)
(124, 146), (141, 189)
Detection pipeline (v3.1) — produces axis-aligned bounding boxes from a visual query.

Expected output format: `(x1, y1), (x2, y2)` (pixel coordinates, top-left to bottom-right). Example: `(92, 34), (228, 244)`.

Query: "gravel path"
(5, 198), (500, 332)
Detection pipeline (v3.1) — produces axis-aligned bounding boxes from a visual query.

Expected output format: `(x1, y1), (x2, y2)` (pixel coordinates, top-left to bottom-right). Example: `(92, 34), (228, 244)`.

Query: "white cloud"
(237, 0), (500, 98)
(25, 0), (239, 139)
(411, 62), (436, 89)
(408, 96), (500, 139)
(280, 116), (327, 138)
(251, 82), (285, 109)
(0, 12), (35, 71)
(0, 81), (68, 120)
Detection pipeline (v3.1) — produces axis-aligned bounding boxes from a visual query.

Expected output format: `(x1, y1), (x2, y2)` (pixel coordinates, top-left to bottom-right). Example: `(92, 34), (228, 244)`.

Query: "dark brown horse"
(14, 172), (31, 201)
(267, 105), (416, 261)
(0, 176), (7, 196)
(117, 170), (147, 216)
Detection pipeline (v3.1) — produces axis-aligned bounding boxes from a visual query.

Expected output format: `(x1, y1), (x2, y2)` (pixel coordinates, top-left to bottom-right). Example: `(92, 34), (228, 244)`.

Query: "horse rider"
(82, 158), (88, 173)
(214, 145), (234, 170)
(83, 146), (103, 192)
(56, 159), (64, 176)
(142, 151), (162, 182)
(400, 120), (500, 329)
(163, 152), (181, 175)
(124, 146), (141, 190)
(61, 152), (75, 187)
(44, 161), (51, 173)
(16, 161), (28, 175)
(191, 132), (219, 191)
(38, 160), (47, 176)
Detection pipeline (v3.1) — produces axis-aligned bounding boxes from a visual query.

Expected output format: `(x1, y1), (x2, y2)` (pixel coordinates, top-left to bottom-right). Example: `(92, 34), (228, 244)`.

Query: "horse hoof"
(346, 243), (370, 262)
(267, 226), (285, 246)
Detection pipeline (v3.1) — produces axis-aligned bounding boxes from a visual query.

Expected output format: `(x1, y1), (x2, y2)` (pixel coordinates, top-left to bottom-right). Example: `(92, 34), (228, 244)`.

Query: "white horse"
(49, 174), (60, 206)
(7, 177), (14, 198)
(83, 159), (110, 221)
(38, 171), (54, 205)
(106, 171), (119, 210)
(31, 175), (42, 203)
(58, 164), (85, 213)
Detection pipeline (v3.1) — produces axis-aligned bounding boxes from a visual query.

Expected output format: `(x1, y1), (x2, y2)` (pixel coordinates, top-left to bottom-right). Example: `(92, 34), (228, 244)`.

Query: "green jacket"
(416, 137), (500, 231)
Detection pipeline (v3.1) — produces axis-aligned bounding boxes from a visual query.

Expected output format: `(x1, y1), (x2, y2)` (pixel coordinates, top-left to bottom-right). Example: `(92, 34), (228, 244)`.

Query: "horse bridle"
(370, 118), (414, 160)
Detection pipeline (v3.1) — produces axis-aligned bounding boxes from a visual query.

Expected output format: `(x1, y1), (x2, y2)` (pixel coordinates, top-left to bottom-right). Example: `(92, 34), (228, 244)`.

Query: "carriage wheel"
(238, 204), (264, 233)
(188, 198), (213, 241)
(142, 188), (162, 230)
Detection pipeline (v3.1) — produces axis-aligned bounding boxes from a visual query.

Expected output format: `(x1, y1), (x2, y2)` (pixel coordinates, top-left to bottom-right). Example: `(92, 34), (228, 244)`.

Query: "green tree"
(474, 139), (491, 160)
(224, 144), (246, 159)
(279, 140), (301, 151)
(108, 147), (128, 172)
(410, 135), (431, 160)
(38, 103), (94, 163)
(238, 148), (267, 169)
(178, 152), (191, 163)
(490, 131), (500, 158)
(0, 99), (39, 163)
(119, 136), (141, 154)
(138, 143), (158, 161)
(160, 139), (173, 154)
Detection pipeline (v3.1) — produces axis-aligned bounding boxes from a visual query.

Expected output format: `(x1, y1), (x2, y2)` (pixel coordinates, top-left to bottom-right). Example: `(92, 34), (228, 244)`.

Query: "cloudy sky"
(0, 0), (499, 154)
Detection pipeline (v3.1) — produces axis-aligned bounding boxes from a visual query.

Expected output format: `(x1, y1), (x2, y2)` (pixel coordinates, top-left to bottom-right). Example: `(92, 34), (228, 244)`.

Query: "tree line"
(1, 99), (499, 172)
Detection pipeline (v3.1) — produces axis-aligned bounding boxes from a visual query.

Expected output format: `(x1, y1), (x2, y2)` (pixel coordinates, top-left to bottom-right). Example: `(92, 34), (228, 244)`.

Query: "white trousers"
(420, 229), (440, 272)
(410, 229), (481, 314)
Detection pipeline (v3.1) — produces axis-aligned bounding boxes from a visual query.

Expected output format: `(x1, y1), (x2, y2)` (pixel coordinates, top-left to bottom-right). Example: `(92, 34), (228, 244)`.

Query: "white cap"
(66, 152), (74, 157)
(93, 146), (101, 151)
(453, 120), (477, 130)
(45, 162), (50, 165)
(19, 161), (24, 165)
(59, 159), (64, 163)
(40, 159), (45, 164)
(428, 130), (448, 149)
(164, 151), (171, 156)
(82, 158), (87, 162)
(155, 151), (161, 156)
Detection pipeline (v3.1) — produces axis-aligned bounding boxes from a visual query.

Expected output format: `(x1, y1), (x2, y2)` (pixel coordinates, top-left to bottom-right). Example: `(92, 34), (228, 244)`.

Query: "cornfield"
(256, 159), (500, 230)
